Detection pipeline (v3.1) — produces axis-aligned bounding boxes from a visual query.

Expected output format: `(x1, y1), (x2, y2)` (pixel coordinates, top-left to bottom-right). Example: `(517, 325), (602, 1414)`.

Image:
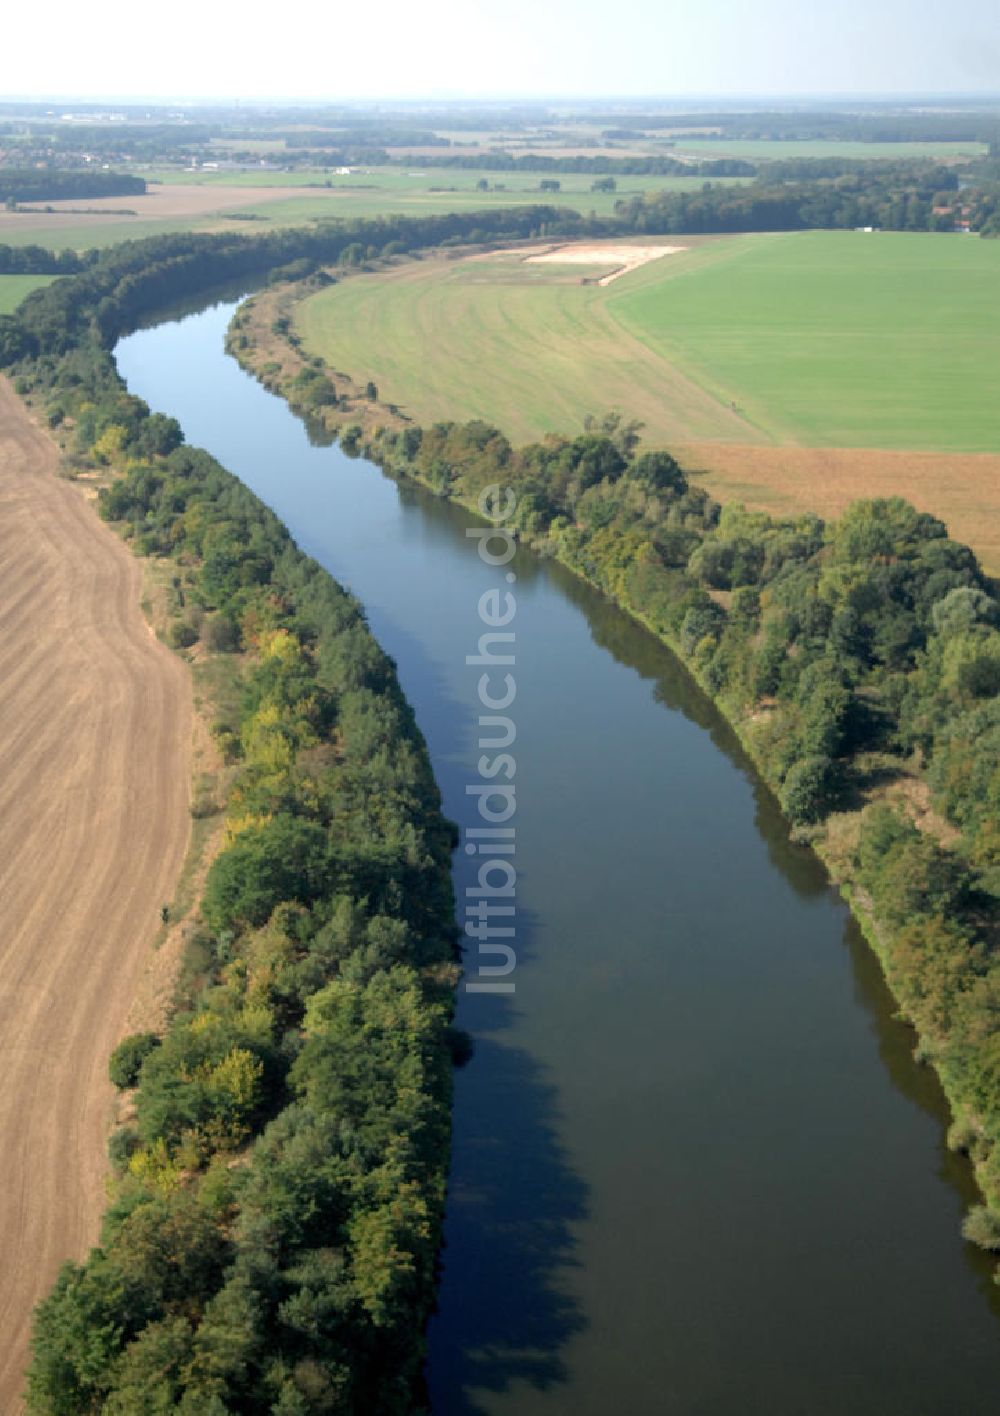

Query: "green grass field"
(293, 241), (757, 445)
(224, 177), (700, 223)
(142, 169), (349, 187)
(671, 138), (988, 162)
(0, 217), (216, 251)
(0, 169), (748, 250)
(0, 274), (57, 312)
(144, 167), (749, 218)
(293, 230), (1000, 454)
(612, 230), (1000, 451)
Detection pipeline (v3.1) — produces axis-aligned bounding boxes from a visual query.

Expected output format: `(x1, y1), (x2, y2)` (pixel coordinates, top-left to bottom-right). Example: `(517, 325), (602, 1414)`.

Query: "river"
(116, 299), (1000, 1415)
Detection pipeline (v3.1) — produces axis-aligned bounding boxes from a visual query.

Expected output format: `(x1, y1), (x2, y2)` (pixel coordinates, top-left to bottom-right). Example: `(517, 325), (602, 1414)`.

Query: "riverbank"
(9, 313), (460, 1408)
(230, 285), (1000, 1257)
(0, 377), (194, 1411)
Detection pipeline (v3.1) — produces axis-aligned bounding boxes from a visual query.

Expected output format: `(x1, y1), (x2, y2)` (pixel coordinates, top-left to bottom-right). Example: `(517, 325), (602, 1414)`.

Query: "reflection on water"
(546, 554), (832, 901)
(430, 1032), (589, 1413)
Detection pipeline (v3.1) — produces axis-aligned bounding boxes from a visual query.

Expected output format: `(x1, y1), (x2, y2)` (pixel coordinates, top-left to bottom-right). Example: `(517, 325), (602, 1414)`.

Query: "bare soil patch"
(678, 442), (1000, 575)
(0, 380), (192, 1410)
(526, 241), (684, 275)
(510, 240), (687, 284)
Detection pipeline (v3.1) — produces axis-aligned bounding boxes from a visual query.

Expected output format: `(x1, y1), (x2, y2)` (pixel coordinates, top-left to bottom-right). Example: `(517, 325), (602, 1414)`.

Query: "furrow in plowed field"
(0, 378), (192, 1411)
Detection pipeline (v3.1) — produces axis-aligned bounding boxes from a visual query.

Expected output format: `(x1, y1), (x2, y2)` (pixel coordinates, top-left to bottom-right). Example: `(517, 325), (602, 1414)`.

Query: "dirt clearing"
(678, 441), (1000, 575)
(523, 241), (687, 284)
(0, 379), (192, 1410)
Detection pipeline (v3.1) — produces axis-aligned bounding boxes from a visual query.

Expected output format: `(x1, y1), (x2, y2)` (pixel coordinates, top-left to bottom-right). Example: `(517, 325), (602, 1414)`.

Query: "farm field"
(612, 229), (1000, 451)
(295, 230), (1000, 451)
(212, 175), (742, 224)
(0, 275), (56, 313)
(292, 229), (1000, 567)
(293, 237), (760, 445)
(0, 182), (312, 250)
(680, 441), (1000, 577)
(670, 137), (988, 161)
(145, 137), (986, 169)
(142, 168), (355, 186)
(0, 170), (748, 248)
(0, 378), (192, 1410)
(143, 165), (750, 214)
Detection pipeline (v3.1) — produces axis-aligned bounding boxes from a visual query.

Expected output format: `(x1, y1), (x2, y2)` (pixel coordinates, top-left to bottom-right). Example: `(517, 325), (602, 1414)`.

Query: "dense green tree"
(779, 755), (833, 824)
(109, 1033), (160, 1090)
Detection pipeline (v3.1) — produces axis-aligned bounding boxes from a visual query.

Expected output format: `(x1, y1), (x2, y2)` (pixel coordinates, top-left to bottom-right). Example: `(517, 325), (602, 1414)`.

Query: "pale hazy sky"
(3, 0), (999, 102)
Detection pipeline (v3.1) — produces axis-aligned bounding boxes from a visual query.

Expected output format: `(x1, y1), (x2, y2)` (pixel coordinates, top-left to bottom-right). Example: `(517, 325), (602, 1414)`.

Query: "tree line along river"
(115, 298), (1000, 1416)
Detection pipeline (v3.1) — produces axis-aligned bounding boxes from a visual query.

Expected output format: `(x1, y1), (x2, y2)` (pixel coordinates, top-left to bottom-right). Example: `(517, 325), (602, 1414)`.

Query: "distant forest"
(614, 163), (1000, 235)
(0, 100), (997, 177)
(0, 169), (145, 204)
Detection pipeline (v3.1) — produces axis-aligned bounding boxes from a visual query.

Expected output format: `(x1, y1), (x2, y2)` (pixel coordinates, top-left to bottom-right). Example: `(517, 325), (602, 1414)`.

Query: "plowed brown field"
(0, 379), (192, 1409)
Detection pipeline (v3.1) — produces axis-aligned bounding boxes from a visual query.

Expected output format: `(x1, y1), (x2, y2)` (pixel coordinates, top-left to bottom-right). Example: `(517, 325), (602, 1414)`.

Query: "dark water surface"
(117, 301), (1000, 1415)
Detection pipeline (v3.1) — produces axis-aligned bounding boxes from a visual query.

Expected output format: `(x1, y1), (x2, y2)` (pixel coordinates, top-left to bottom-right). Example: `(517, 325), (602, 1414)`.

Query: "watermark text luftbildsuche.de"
(464, 485), (517, 995)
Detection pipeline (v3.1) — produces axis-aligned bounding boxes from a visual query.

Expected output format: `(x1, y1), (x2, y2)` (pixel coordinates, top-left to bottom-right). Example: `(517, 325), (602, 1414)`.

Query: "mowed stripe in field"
(0, 379), (192, 1411)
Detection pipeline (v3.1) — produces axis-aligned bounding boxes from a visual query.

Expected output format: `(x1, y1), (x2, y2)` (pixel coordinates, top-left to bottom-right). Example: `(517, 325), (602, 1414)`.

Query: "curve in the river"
(116, 300), (1000, 1416)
